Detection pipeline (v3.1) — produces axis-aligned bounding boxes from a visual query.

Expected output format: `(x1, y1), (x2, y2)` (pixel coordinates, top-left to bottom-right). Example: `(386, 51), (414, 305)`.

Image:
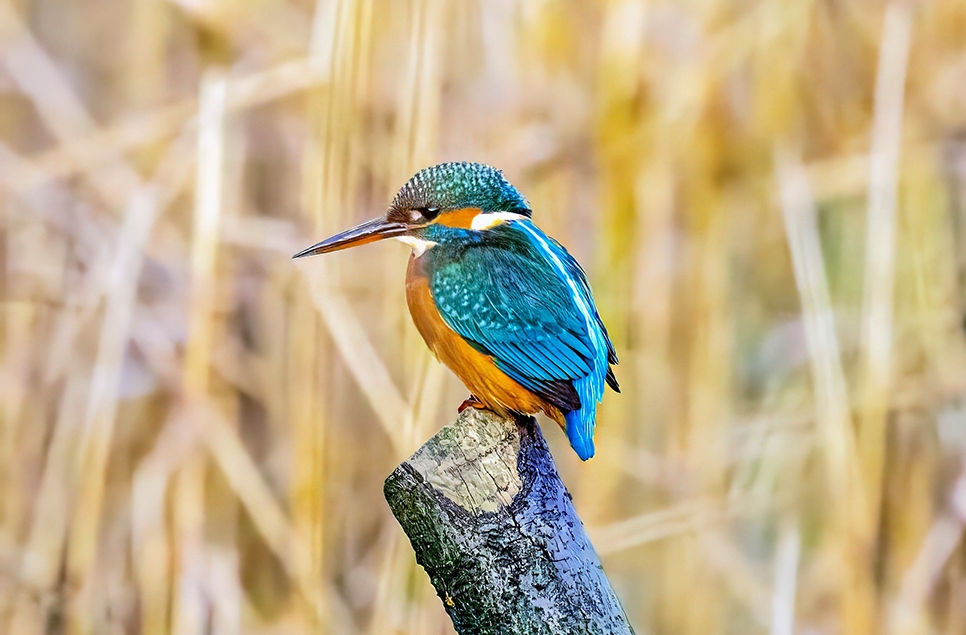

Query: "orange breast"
(405, 254), (564, 427)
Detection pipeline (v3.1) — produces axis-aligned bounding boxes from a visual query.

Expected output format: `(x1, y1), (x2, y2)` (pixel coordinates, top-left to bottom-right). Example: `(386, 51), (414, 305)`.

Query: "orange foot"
(458, 395), (486, 413)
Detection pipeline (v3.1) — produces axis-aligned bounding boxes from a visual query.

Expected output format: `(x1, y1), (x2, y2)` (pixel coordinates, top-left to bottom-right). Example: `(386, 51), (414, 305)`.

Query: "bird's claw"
(458, 395), (485, 413)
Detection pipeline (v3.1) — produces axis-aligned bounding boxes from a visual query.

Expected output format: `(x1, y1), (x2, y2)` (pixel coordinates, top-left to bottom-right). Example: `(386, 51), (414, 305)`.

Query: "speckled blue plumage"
(421, 220), (615, 460)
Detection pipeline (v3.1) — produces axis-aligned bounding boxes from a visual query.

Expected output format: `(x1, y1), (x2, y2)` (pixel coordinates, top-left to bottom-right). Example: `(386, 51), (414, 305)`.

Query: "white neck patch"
(470, 211), (528, 230)
(394, 235), (438, 257)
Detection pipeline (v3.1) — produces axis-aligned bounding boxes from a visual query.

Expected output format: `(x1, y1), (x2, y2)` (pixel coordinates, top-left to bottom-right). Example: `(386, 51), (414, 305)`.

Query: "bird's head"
(293, 162), (531, 259)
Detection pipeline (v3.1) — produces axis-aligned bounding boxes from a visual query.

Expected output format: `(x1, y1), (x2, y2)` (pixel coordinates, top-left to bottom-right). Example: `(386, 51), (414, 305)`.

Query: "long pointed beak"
(293, 217), (408, 258)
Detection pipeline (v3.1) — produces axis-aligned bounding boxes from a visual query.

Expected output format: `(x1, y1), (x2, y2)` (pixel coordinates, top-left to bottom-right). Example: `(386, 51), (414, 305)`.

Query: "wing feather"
(430, 230), (598, 411)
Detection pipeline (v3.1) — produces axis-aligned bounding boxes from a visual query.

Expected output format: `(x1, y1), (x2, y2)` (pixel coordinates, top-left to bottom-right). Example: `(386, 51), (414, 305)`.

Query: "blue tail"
(564, 408), (596, 461)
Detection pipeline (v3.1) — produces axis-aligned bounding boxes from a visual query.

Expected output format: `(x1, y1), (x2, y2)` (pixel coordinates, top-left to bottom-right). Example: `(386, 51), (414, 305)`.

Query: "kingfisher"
(294, 162), (618, 460)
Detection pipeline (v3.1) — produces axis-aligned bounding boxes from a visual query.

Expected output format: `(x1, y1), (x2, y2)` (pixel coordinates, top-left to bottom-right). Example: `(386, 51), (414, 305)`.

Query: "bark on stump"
(383, 408), (635, 635)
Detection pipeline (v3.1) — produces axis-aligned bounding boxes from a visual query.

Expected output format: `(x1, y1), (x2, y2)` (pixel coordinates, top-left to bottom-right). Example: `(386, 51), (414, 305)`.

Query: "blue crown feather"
(391, 162), (532, 216)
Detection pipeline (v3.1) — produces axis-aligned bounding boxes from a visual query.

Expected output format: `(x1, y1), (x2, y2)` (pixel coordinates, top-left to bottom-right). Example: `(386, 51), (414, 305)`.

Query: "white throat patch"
(470, 211), (528, 230)
(394, 235), (438, 257)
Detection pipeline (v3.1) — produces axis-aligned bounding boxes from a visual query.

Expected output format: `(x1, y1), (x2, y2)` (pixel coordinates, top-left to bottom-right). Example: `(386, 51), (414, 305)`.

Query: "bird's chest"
(405, 254), (449, 354)
(406, 256), (489, 395)
(404, 252), (480, 349)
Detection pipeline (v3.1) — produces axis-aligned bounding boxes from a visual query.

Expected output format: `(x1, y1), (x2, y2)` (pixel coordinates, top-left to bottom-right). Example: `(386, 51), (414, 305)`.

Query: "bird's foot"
(458, 395), (486, 413)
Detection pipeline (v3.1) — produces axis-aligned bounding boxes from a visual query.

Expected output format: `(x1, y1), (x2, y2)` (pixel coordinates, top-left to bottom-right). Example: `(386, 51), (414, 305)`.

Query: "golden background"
(2, 0), (966, 634)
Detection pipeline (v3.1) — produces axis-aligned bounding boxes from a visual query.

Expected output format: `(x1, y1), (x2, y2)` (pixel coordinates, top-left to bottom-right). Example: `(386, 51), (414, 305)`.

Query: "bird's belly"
(405, 256), (555, 421)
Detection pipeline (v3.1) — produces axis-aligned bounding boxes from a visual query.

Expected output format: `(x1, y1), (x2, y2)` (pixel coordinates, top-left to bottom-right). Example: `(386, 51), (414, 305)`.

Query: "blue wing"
(429, 219), (614, 459)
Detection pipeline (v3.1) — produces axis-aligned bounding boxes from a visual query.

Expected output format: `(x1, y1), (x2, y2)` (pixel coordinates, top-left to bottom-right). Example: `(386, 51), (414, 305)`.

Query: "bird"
(294, 162), (619, 460)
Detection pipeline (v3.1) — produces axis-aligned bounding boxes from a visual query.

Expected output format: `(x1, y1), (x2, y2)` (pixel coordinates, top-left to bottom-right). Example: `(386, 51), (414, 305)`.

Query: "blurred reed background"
(2, 0), (966, 634)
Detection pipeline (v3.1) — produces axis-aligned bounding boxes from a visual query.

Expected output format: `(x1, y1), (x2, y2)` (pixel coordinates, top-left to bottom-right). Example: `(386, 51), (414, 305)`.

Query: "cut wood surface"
(384, 408), (635, 635)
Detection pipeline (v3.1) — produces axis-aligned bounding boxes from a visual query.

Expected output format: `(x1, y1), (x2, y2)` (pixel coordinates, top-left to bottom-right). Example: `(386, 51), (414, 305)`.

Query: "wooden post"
(384, 408), (635, 635)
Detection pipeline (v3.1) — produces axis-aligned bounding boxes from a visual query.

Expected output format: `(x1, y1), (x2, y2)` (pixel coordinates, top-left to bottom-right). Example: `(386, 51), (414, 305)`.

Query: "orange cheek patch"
(434, 207), (482, 229)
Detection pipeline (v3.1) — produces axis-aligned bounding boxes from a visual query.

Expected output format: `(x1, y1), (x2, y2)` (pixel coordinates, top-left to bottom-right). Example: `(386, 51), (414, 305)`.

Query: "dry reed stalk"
(132, 413), (196, 635)
(699, 528), (773, 626)
(67, 188), (162, 635)
(631, 158), (676, 443)
(589, 498), (719, 555)
(778, 149), (868, 635)
(364, 0), (449, 631)
(170, 72), (228, 635)
(770, 522), (801, 635)
(857, 0), (911, 534)
(366, 529), (407, 635)
(890, 473), (966, 634)
(2, 1), (966, 633)
(287, 270), (326, 633)
(0, 1), (142, 204)
(670, 194), (733, 635)
(853, 6), (912, 635)
(8, 373), (86, 635)
(574, 0), (648, 530)
(0, 35), (193, 624)
(0, 57), (333, 197)
(283, 4), (346, 628)
(179, 74), (337, 628)
(0, 247), (37, 623)
(302, 282), (413, 455)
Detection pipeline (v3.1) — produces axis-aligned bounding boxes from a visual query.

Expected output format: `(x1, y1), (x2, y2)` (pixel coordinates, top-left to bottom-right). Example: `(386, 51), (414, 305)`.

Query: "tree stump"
(383, 408), (635, 635)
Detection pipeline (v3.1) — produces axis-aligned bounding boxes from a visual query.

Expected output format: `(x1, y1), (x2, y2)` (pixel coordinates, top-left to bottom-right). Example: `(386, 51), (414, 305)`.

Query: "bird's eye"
(412, 207), (439, 222)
